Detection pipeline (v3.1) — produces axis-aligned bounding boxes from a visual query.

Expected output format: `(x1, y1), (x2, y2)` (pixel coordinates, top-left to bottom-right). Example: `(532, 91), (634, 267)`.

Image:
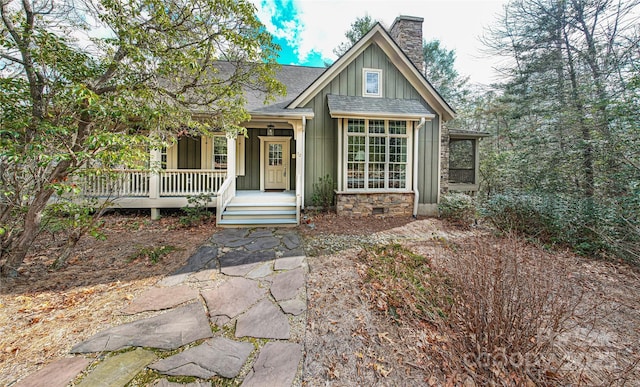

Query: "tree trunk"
(0, 188), (54, 277)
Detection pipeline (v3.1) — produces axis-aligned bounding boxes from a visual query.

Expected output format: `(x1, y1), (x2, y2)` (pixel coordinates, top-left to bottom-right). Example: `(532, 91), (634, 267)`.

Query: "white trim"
(342, 118), (411, 192)
(329, 111), (435, 120)
(337, 119), (343, 192)
(259, 136), (292, 191)
(363, 68), (382, 97)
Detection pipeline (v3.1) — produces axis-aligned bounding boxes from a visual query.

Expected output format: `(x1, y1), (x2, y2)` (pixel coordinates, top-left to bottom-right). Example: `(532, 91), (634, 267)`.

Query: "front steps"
(217, 191), (298, 227)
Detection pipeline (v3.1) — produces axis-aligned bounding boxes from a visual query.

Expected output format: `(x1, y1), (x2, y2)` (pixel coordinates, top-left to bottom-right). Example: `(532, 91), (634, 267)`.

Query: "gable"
(323, 43), (431, 105)
(288, 24), (455, 121)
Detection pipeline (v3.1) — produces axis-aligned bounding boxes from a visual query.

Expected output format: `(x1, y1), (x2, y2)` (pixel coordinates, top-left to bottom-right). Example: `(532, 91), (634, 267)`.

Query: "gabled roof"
(213, 61), (325, 118)
(286, 23), (456, 121)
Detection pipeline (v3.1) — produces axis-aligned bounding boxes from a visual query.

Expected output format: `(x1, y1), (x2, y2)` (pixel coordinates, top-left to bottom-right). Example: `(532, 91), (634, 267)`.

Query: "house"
(82, 15), (486, 227)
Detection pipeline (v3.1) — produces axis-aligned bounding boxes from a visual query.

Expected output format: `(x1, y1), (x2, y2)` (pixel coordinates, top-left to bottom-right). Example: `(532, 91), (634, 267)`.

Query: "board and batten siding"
(302, 42), (441, 207)
(236, 128), (296, 191)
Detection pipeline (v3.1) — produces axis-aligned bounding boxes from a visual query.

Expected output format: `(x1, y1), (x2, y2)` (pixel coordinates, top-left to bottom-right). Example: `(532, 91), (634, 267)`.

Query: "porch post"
(226, 131), (237, 186)
(149, 148), (161, 220)
(294, 118), (306, 210)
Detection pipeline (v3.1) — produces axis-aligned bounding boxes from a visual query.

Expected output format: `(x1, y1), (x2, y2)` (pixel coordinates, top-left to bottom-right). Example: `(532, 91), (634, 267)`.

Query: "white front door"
(264, 139), (289, 190)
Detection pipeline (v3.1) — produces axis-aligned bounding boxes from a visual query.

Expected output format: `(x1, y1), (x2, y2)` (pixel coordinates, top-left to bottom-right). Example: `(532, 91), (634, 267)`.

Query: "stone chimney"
(389, 16), (425, 75)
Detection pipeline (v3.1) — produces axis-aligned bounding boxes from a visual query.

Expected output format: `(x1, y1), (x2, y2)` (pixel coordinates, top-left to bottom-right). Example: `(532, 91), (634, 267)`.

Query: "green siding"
(302, 42), (441, 206)
(177, 137), (201, 169)
(237, 128), (296, 191)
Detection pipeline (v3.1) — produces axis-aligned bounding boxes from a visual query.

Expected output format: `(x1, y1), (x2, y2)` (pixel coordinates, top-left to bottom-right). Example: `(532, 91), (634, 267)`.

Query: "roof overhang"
(328, 94), (435, 121)
(286, 23), (456, 121)
(449, 129), (491, 139)
(248, 110), (315, 120)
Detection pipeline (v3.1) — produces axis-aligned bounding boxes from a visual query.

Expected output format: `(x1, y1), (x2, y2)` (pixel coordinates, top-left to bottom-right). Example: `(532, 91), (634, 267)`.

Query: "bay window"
(345, 118), (410, 190)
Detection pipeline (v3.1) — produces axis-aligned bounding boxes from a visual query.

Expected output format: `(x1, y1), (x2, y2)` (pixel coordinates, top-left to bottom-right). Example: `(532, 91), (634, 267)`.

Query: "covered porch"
(80, 115), (310, 227)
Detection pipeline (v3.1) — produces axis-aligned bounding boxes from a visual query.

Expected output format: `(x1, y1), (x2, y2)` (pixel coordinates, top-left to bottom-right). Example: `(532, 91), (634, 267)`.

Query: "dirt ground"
(1, 211), (639, 386)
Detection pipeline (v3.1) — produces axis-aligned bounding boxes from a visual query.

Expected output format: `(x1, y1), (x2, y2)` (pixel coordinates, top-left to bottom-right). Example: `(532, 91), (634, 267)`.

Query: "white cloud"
(251, 0), (507, 84)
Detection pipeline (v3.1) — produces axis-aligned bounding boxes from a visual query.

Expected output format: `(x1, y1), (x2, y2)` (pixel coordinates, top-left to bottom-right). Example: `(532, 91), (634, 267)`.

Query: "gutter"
(413, 117), (426, 217)
(301, 116), (306, 210)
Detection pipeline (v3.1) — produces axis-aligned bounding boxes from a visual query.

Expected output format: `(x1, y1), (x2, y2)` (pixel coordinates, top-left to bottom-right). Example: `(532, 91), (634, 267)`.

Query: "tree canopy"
(476, 0), (640, 262)
(0, 0), (285, 276)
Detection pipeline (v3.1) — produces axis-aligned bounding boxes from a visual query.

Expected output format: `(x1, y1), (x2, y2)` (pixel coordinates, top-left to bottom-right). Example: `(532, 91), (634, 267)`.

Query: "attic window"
(363, 68), (382, 97)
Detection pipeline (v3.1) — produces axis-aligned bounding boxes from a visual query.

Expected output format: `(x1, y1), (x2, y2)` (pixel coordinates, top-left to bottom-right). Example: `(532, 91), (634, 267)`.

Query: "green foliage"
(422, 40), (470, 106)
(333, 14), (377, 56)
(1, 0), (285, 275)
(311, 174), (336, 210)
(128, 245), (176, 264)
(179, 194), (214, 227)
(481, 193), (640, 263)
(42, 200), (106, 242)
(468, 0), (640, 264)
(438, 192), (476, 227)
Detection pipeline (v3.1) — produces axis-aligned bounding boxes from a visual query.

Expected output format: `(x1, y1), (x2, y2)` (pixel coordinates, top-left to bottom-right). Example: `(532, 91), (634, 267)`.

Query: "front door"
(264, 139), (289, 190)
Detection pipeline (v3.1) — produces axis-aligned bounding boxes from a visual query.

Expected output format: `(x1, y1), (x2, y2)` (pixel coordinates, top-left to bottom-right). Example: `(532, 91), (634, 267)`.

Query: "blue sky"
(250, 0), (507, 85)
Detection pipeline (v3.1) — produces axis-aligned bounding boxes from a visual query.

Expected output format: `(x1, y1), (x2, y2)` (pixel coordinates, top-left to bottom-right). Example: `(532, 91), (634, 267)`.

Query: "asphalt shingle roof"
(213, 62), (326, 115)
(326, 94), (434, 118)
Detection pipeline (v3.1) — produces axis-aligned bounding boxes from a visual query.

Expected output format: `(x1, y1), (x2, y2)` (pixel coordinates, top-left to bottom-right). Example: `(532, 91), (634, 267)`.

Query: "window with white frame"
(363, 68), (382, 97)
(212, 136), (228, 170)
(345, 119), (409, 190)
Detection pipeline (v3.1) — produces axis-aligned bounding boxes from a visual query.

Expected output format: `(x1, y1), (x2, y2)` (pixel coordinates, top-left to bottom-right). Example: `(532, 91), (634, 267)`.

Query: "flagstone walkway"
(16, 228), (308, 387)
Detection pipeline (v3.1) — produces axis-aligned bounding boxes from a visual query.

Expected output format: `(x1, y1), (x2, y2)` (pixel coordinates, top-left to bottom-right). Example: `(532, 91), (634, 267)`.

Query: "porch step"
(225, 203), (296, 212)
(217, 218), (298, 227)
(218, 192), (299, 228)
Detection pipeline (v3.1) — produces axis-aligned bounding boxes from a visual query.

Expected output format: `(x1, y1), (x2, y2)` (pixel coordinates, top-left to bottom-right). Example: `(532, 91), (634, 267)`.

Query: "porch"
(80, 168), (299, 227)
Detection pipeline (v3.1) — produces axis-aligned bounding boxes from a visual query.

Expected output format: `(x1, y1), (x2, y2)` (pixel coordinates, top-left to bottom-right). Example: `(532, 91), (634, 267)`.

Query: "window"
(212, 136), (227, 170)
(449, 139), (475, 184)
(345, 119), (409, 190)
(363, 68), (382, 97)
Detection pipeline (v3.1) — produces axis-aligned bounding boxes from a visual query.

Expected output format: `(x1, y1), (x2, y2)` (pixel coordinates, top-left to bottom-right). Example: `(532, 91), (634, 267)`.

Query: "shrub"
(438, 192), (476, 227)
(180, 194), (214, 227)
(311, 174), (336, 210)
(481, 192), (640, 263)
(439, 236), (582, 385)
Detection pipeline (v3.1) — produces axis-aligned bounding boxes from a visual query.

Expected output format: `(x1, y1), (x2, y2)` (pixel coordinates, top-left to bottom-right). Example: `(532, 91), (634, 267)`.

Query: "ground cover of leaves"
(1, 211), (639, 386)
(0, 211), (214, 386)
(301, 214), (640, 386)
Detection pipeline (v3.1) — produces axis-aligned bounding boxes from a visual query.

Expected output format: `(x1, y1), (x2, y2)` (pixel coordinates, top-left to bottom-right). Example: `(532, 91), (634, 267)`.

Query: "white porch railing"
(216, 175), (236, 224)
(160, 170), (226, 197)
(82, 170), (151, 197)
(81, 169), (227, 198)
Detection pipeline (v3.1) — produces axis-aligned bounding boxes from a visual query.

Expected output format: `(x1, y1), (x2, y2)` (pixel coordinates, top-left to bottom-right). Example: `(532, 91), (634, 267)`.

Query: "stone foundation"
(336, 192), (414, 217)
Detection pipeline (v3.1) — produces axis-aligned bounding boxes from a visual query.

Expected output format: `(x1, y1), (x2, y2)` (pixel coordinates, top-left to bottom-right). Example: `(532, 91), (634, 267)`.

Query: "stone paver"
(122, 285), (199, 314)
(13, 357), (91, 387)
(241, 342), (303, 387)
(220, 249), (276, 276)
(270, 267), (305, 301)
(245, 236), (280, 251)
(156, 273), (189, 287)
(236, 299), (290, 339)
(150, 337), (253, 379)
(77, 348), (156, 387)
(279, 299), (307, 316)
(17, 227), (309, 387)
(211, 228), (250, 244)
(246, 229), (274, 238)
(71, 302), (212, 353)
(201, 277), (265, 326)
(172, 245), (218, 274)
(282, 233), (302, 250)
(274, 255), (305, 271)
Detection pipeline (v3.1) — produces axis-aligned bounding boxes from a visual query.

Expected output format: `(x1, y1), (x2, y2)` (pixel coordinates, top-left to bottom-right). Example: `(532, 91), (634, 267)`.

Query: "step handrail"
(216, 175), (235, 224)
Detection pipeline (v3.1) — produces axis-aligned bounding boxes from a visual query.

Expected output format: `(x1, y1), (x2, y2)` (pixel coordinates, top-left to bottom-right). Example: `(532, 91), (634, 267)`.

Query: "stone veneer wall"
(336, 193), (415, 217)
(440, 123), (450, 195)
(389, 16), (425, 74)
